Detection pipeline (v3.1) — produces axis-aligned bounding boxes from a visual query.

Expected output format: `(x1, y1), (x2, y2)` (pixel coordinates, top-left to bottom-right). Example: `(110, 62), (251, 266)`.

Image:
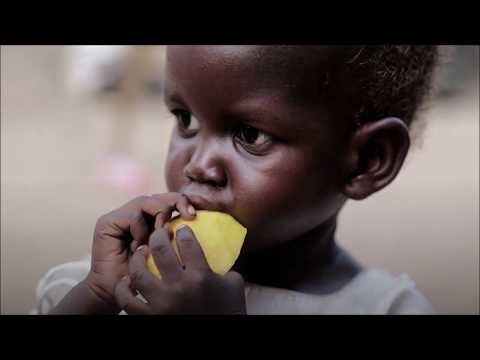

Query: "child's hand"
(113, 225), (246, 314)
(84, 193), (195, 313)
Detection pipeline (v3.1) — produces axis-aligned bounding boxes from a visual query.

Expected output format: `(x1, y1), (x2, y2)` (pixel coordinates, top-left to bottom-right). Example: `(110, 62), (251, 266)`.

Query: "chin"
(239, 231), (276, 254)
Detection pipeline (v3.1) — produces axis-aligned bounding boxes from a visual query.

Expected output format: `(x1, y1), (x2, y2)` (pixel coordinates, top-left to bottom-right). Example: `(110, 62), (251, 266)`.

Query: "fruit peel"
(146, 210), (247, 278)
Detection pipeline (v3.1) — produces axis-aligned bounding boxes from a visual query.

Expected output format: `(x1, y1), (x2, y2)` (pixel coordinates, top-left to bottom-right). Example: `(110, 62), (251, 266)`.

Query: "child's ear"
(342, 117), (410, 200)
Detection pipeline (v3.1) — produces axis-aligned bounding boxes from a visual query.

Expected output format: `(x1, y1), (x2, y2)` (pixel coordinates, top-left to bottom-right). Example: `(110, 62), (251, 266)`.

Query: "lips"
(182, 192), (248, 237)
(182, 193), (227, 213)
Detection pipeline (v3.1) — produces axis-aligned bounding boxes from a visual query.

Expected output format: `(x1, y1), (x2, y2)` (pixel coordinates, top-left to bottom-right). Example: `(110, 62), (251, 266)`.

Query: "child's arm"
(49, 279), (120, 314)
(49, 193), (195, 314)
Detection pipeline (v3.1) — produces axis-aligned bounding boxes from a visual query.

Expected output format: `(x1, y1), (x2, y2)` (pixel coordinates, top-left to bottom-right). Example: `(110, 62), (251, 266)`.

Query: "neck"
(234, 216), (338, 290)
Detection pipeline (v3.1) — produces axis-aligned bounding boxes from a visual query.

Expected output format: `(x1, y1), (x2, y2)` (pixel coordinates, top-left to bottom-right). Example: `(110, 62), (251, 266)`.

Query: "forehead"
(168, 46), (335, 71)
(165, 46), (353, 99)
(167, 45), (349, 67)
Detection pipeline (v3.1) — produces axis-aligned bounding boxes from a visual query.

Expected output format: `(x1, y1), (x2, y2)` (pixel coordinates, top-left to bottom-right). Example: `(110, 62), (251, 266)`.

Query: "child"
(33, 46), (438, 314)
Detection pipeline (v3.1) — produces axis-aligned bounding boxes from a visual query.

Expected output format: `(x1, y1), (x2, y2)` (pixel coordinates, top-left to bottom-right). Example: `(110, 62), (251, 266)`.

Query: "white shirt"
(30, 255), (434, 315)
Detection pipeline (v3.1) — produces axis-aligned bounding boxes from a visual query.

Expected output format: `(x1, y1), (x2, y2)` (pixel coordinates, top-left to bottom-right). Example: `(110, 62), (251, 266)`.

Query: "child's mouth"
(181, 191), (246, 230)
(183, 193), (228, 214)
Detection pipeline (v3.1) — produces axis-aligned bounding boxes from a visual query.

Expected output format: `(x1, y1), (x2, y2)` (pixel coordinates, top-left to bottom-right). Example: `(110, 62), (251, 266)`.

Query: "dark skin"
(51, 46), (410, 314)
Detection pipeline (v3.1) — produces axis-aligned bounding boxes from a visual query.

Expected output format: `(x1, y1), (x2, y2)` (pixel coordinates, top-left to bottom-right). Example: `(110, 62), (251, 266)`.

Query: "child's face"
(164, 46), (353, 252)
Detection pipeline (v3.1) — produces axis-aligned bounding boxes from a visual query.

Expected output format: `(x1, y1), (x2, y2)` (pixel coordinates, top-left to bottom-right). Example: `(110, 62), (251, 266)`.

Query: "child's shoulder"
(340, 267), (434, 314)
(30, 256), (91, 314)
(246, 267), (434, 315)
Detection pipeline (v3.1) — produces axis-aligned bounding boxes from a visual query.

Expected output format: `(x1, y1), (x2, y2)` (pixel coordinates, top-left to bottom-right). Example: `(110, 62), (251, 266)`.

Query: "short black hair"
(346, 46), (439, 127)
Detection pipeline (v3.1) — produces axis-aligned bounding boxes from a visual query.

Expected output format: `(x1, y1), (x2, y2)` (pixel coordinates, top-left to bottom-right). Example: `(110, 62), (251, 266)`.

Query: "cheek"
(232, 149), (343, 250)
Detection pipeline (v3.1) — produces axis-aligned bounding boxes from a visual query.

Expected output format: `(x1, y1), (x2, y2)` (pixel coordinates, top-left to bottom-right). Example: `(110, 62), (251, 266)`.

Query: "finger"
(97, 208), (149, 246)
(173, 193), (197, 220)
(224, 271), (245, 287)
(175, 225), (210, 273)
(130, 240), (139, 253)
(149, 227), (184, 282)
(122, 193), (188, 223)
(114, 276), (153, 315)
(99, 193), (195, 252)
(94, 210), (140, 255)
(129, 211), (150, 251)
(129, 246), (164, 302)
(151, 193), (196, 229)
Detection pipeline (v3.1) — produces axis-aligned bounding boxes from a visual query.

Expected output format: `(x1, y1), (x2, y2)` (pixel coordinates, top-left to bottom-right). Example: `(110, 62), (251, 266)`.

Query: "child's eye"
(234, 124), (274, 154)
(172, 110), (199, 134)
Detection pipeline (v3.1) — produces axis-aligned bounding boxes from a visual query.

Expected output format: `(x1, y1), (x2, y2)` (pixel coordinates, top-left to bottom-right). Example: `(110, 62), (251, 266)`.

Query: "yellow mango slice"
(146, 210), (247, 278)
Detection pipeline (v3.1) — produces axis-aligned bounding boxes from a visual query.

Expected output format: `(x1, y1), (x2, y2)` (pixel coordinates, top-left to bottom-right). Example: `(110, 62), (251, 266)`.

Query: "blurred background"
(1, 45), (478, 314)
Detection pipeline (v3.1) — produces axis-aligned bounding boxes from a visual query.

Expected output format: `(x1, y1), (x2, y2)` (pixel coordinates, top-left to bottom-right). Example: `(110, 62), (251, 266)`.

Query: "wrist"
(82, 274), (121, 314)
(49, 277), (120, 315)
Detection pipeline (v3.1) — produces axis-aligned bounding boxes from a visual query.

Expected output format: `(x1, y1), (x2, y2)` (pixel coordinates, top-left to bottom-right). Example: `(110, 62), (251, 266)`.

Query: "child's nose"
(183, 140), (227, 188)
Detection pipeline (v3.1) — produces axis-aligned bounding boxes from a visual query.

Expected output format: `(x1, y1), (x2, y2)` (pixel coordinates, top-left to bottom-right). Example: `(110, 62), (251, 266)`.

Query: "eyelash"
(170, 109), (277, 155)
(232, 124), (275, 155)
(172, 109), (198, 137)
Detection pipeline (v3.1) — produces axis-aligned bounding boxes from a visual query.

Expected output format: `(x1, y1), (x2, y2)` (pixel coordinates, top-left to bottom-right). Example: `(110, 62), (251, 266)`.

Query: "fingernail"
(187, 205), (196, 216)
(136, 245), (146, 252)
(176, 224), (189, 236)
(122, 275), (129, 281)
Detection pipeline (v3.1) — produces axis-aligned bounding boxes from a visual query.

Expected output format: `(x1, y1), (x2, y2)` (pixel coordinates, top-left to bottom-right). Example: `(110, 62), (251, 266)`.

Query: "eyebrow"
(226, 107), (289, 133)
(164, 88), (186, 107)
(226, 98), (312, 137)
